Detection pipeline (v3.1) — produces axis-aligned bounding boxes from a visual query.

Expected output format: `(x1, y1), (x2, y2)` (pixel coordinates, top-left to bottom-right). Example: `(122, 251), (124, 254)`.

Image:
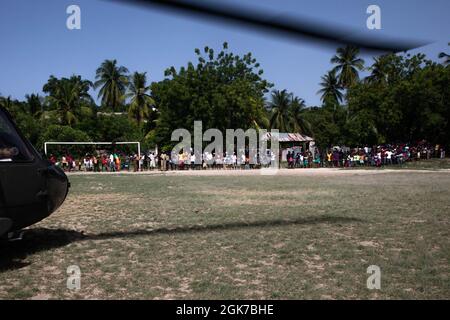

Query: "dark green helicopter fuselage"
(0, 106), (69, 238)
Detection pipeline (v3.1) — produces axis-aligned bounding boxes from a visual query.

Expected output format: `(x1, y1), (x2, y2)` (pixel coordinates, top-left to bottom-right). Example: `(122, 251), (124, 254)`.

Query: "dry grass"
(0, 170), (449, 299)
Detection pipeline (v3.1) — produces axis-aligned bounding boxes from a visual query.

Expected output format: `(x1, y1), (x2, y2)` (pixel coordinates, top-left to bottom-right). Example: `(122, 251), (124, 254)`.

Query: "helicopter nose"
(45, 165), (70, 214)
(0, 217), (13, 238)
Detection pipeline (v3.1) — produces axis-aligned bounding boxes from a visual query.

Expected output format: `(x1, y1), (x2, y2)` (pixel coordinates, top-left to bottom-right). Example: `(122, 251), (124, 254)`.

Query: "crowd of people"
(48, 152), (158, 172)
(48, 142), (446, 172)
(321, 143), (446, 168)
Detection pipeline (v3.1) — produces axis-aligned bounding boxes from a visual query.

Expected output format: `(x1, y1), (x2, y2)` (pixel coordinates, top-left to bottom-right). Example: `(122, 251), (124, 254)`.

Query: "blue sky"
(0, 0), (449, 106)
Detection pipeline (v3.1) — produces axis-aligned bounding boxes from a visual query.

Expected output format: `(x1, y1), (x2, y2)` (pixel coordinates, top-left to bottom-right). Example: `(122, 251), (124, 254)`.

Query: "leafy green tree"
(94, 114), (143, 142)
(126, 72), (155, 126)
(25, 94), (43, 118)
(38, 125), (92, 156)
(347, 54), (450, 147)
(317, 70), (343, 104)
(269, 89), (291, 132)
(94, 59), (129, 112)
(0, 96), (39, 146)
(2, 45), (449, 154)
(365, 54), (405, 85)
(0, 96), (16, 116)
(38, 125), (91, 145)
(366, 55), (390, 84)
(268, 90), (311, 134)
(302, 107), (341, 148)
(151, 43), (272, 149)
(331, 45), (365, 88)
(289, 96), (312, 135)
(43, 75), (93, 126)
(439, 43), (450, 66)
(42, 76), (60, 97)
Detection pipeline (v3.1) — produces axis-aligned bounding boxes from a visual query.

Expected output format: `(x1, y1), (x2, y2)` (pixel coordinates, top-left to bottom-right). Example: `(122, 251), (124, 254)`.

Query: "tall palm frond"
(94, 59), (129, 111)
(126, 72), (155, 125)
(331, 45), (365, 88)
(317, 70), (343, 104)
(269, 89), (292, 132)
(289, 96), (311, 135)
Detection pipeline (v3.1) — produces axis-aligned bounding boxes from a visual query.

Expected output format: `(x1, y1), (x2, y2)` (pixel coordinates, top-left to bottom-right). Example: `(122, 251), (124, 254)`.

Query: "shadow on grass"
(0, 229), (83, 272)
(88, 215), (362, 240)
(0, 215), (362, 271)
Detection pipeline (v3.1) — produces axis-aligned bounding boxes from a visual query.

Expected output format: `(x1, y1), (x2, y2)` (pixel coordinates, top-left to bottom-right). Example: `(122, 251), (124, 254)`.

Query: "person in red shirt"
(49, 154), (56, 165)
(101, 155), (107, 172)
(66, 154), (73, 172)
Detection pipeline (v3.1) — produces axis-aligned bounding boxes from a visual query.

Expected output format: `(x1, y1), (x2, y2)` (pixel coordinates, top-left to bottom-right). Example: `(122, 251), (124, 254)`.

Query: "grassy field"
(0, 170), (449, 299)
(342, 158), (450, 171)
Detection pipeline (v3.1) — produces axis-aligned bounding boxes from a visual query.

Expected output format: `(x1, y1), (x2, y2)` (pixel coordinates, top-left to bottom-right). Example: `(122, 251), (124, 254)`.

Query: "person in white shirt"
(190, 153), (196, 170)
(232, 153), (237, 169)
(386, 150), (393, 165)
(109, 154), (115, 172)
(139, 155), (144, 171)
(149, 153), (155, 170)
(206, 152), (213, 169)
(241, 153), (246, 169)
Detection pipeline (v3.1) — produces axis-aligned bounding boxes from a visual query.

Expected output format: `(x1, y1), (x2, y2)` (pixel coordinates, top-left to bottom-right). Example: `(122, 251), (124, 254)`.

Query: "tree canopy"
(150, 43), (272, 149)
(1, 43), (449, 154)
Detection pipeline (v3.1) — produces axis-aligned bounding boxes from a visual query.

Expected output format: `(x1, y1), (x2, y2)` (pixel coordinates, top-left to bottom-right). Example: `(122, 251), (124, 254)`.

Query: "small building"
(262, 132), (315, 161)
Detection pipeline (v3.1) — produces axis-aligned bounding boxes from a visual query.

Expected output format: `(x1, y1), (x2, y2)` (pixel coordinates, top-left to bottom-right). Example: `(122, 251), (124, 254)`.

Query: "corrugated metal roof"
(262, 132), (314, 142)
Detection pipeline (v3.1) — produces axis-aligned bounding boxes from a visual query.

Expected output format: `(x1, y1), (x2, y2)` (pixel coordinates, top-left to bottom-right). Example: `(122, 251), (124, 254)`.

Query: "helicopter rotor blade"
(110, 0), (428, 52)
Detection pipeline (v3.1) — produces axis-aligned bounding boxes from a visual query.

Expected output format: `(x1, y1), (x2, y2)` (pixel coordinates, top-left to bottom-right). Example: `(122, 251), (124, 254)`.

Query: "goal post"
(44, 141), (141, 170)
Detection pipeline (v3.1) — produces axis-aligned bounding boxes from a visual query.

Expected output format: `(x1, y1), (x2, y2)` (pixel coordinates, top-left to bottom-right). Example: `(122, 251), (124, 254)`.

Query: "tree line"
(1, 42), (449, 155)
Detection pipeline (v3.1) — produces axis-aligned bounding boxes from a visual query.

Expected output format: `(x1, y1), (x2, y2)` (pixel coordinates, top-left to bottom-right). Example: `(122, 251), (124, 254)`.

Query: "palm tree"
(47, 78), (92, 126)
(42, 75), (60, 96)
(331, 45), (365, 88)
(25, 93), (43, 118)
(126, 72), (155, 126)
(438, 43), (450, 66)
(0, 96), (16, 115)
(366, 55), (391, 84)
(317, 70), (343, 104)
(269, 90), (292, 132)
(289, 96), (311, 135)
(250, 103), (270, 130)
(94, 59), (129, 111)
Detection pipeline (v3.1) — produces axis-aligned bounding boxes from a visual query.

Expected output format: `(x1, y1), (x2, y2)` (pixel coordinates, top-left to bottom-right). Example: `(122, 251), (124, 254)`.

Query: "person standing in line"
(167, 153), (171, 171)
(332, 150), (339, 167)
(49, 154), (56, 165)
(133, 154), (139, 172)
(326, 150), (332, 167)
(190, 152), (196, 170)
(66, 154), (73, 172)
(150, 153), (155, 170)
(139, 154), (144, 171)
(101, 155), (107, 172)
(61, 155), (67, 171)
(93, 155), (99, 172)
(116, 154), (121, 172)
(161, 153), (166, 171)
(109, 153), (116, 172)
(386, 150), (393, 165)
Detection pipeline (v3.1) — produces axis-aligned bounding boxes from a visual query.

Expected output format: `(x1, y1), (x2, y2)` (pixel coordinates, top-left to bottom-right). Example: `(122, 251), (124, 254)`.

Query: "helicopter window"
(0, 109), (34, 162)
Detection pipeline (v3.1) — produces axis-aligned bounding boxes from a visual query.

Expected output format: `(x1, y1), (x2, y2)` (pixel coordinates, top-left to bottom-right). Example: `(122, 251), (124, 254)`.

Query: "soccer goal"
(43, 141), (142, 170)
